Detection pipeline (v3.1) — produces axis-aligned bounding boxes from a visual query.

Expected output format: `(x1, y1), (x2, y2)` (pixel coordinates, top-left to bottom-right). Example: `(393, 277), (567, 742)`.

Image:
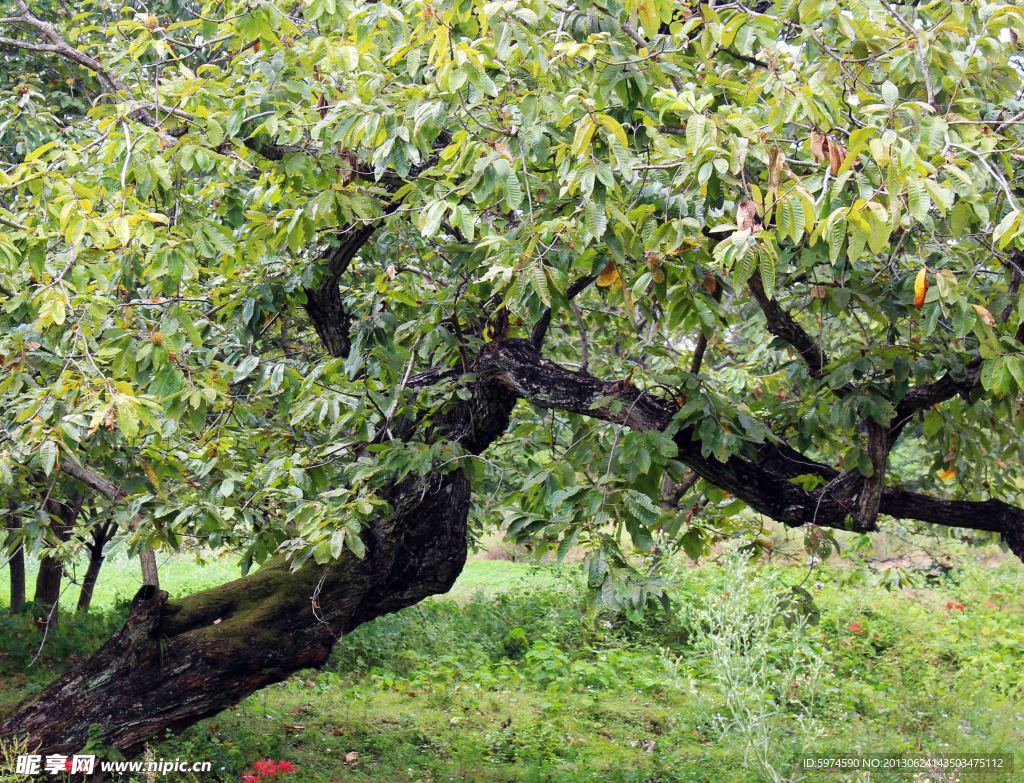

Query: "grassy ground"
(2, 548), (1023, 782)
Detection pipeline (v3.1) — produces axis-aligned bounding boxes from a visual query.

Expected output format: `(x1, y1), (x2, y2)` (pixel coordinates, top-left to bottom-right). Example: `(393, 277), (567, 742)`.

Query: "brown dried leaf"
(737, 200), (759, 231)
(828, 138), (847, 175)
(810, 130), (828, 163)
(767, 148), (784, 189)
(972, 304), (996, 326)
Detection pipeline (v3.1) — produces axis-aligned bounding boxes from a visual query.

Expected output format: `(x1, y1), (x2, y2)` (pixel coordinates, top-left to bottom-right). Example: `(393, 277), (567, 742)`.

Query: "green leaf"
(759, 251), (776, 297)
(827, 214), (846, 264)
(993, 209), (1022, 250)
(584, 198), (607, 242)
(906, 179), (930, 223)
(39, 440), (58, 476)
(530, 264), (551, 306)
(686, 114), (707, 152)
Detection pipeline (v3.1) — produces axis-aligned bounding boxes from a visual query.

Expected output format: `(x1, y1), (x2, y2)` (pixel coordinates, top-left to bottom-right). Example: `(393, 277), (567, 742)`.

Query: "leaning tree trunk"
(32, 497), (82, 632)
(76, 524), (112, 614)
(6, 512), (26, 614)
(0, 372), (516, 756)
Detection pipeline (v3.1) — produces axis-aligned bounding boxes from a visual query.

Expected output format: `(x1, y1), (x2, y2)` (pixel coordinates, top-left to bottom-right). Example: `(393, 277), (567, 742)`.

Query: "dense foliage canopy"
(2, 0), (1024, 608)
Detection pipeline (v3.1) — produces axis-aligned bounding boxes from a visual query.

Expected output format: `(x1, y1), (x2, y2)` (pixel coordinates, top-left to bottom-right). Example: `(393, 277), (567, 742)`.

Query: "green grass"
(2, 552), (1023, 782)
(0, 552), (566, 609)
(0, 551), (244, 609)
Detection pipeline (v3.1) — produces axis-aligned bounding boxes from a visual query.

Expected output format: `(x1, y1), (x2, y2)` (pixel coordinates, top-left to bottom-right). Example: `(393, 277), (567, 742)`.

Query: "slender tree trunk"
(76, 524), (112, 614)
(33, 557), (63, 630)
(33, 497), (82, 632)
(6, 512), (26, 614)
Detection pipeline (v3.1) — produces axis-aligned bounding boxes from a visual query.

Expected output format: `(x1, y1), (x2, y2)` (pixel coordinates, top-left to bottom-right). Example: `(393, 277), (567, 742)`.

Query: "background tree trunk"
(33, 497), (82, 632)
(76, 523), (113, 614)
(6, 511), (26, 614)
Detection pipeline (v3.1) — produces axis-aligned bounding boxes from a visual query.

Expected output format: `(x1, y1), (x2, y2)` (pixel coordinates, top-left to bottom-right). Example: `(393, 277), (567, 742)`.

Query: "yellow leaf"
(596, 113), (628, 149)
(972, 304), (996, 326)
(913, 268), (928, 310)
(596, 261), (621, 287)
(112, 216), (131, 246)
(623, 287), (636, 320)
(635, 0), (660, 39)
(937, 467), (957, 481)
(428, 25), (450, 66)
(571, 115), (598, 156)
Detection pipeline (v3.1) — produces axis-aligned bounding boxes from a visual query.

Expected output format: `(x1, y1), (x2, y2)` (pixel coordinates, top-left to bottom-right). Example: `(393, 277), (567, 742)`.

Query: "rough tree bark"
(5, 511), (26, 614)
(3, 339), (1023, 756)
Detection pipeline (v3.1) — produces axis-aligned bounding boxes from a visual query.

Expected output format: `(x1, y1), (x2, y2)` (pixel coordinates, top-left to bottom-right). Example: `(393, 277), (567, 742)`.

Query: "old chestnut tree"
(1, 0), (1024, 754)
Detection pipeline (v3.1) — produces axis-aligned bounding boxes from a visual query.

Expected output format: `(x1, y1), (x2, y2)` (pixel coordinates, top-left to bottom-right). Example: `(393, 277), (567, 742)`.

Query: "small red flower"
(275, 761), (296, 773)
(242, 776), (260, 783)
(64, 759), (73, 771)
(946, 601), (955, 609)
(848, 622), (865, 633)
(955, 603), (965, 611)
(253, 759), (279, 777)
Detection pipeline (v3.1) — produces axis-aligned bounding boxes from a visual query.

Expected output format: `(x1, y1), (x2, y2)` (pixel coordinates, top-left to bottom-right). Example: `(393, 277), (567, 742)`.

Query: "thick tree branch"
(478, 339), (1024, 552)
(715, 46), (770, 68)
(304, 136), (453, 357)
(303, 223), (379, 358)
(890, 359), (982, 437)
(748, 274), (839, 387)
(60, 459), (159, 587)
(689, 332), (709, 374)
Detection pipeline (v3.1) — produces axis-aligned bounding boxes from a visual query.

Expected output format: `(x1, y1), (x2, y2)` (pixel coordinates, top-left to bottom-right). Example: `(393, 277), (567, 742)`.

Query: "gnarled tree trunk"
(0, 370), (515, 756)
